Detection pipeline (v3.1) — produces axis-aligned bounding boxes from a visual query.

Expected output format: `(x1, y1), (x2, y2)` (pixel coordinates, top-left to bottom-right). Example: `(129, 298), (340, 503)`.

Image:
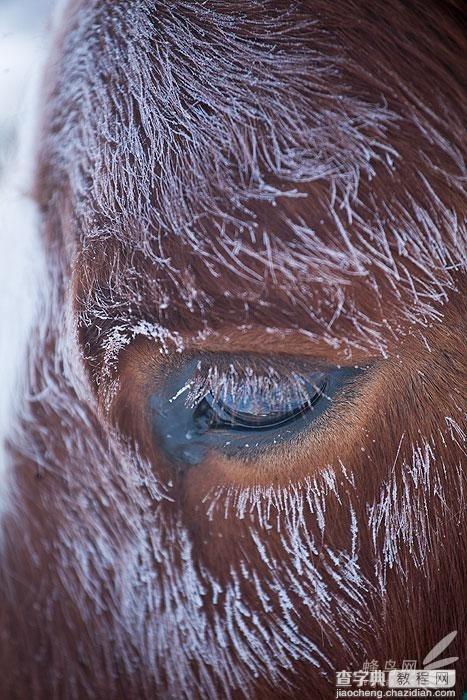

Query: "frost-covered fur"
(36, 0), (466, 372)
(1, 1), (466, 698)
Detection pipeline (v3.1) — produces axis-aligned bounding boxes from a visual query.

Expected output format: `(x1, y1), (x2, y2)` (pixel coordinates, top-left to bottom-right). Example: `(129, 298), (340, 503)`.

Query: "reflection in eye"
(193, 373), (327, 432)
(149, 355), (367, 466)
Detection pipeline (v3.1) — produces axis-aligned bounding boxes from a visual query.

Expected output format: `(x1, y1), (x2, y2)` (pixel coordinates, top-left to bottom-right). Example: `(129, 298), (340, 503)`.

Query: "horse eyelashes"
(150, 354), (369, 466)
(190, 364), (328, 432)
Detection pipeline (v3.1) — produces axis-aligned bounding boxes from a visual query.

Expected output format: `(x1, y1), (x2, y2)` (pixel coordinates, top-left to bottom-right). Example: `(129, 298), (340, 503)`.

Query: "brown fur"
(0, 1), (466, 698)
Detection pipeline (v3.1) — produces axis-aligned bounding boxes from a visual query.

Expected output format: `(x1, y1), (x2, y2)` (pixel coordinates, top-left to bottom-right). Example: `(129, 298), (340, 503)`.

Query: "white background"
(0, 0), (55, 490)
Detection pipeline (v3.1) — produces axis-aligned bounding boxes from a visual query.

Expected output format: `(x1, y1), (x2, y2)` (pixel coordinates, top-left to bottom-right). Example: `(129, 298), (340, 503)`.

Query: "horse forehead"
(36, 0), (464, 341)
(41, 1), (396, 224)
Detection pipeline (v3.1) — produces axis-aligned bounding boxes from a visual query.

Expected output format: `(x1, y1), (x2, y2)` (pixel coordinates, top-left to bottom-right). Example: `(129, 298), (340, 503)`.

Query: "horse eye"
(193, 375), (327, 432)
(149, 355), (367, 466)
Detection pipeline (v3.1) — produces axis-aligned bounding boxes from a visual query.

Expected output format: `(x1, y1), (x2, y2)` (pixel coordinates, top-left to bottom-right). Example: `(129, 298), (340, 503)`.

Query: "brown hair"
(0, 1), (465, 697)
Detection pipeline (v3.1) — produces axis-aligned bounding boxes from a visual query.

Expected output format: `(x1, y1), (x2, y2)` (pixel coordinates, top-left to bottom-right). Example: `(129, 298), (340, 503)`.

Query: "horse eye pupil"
(193, 378), (326, 432)
(151, 359), (368, 464)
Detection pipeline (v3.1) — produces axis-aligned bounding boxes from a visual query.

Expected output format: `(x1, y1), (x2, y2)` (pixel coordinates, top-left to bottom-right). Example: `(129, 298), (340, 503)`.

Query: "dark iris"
(193, 378), (326, 432)
(149, 355), (367, 466)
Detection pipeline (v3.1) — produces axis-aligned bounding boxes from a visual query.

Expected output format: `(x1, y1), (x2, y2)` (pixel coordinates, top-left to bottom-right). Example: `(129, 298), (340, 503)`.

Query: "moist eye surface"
(193, 374), (326, 431)
(149, 354), (366, 466)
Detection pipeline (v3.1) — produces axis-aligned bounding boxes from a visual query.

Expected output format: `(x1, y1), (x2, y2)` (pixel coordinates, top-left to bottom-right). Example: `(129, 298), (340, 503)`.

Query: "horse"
(0, 1), (465, 697)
